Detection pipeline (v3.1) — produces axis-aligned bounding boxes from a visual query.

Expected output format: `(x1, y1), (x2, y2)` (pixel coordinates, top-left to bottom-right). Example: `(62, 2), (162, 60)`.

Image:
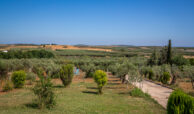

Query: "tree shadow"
(82, 90), (98, 95)
(118, 92), (130, 95)
(105, 86), (125, 89)
(25, 103), (39, 109)
(107, 83), (121, 85)
(53, 85), (64, 88)
(108, 80), (120, 82)
(108, 77), (118, 79)
(86, 87), (98, 89)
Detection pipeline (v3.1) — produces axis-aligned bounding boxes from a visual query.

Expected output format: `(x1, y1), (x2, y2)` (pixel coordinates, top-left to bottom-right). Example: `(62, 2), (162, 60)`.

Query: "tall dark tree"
(167, 39), (172, 64)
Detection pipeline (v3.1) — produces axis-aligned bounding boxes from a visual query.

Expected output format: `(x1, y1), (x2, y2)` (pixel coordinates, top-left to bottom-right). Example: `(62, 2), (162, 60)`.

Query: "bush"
(33, 69), (55, 109)
(148, 70), (154, 80)
(11, 70), (26, 88)
(2, 81), (13, 92)
(59, 64), (74, 87)
(93, 70), (107, 94)
(167, 90), (194, 114)
(160, 72), (170, 84)
(129, 87), (150, 98)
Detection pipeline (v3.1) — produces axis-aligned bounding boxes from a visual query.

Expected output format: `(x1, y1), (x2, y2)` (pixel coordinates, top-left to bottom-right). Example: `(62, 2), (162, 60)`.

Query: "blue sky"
(0, 0), (194, 46)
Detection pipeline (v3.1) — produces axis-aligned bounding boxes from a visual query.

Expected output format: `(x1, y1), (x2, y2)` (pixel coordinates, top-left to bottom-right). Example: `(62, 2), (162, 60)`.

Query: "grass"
(0, 79), (166, 114)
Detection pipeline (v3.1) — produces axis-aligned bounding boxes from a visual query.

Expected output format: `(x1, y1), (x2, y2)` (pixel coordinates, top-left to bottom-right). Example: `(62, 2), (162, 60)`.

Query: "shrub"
(160, 72), (170, 84)
(129, 87), (150, 98)
(148, 69), (154, 80)
(59, 64), (74, 87)
(2, 81), (13, 92)
(11, 70), (26, 88)
(93, 70), (107, 94)
(33, 69), (55, 109)
(167, 90), (194, 114)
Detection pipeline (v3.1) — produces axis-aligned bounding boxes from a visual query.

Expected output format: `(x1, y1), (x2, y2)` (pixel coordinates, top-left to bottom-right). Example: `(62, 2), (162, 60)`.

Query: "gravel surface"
(134, 80), (173, 108)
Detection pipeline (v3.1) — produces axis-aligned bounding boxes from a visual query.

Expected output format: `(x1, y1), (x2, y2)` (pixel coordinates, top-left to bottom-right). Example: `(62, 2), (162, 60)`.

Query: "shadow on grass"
(86, 87), (98, 89)
(108, 79), (120, 82)
(105, 87), (125, 89)
(25, 103), (39, 109)
(82, 91), (98, 95)
(107, 83), (121, 85)
(53, 85), (64, 88)
(118, 92), (130, 95)
(108, 76), (118, 79)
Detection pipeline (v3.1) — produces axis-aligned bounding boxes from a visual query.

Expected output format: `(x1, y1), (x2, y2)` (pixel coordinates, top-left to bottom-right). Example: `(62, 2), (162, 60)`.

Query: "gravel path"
(134, 80), (173, 108)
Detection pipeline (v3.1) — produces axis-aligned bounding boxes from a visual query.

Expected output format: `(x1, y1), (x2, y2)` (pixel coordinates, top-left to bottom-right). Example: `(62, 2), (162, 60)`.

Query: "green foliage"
(148, 69), (154, 80)
(170, 65), (182, 85)
(11, 70), (26, 88)
(33, 69), (56, 109)
(80, 63), (96, 78)
(147, 49), (159, 66)
(183, 66), (194, 88)
(130, 87), (150, 98)
(167, 39), (172, 64)
(0, 60), (8, 80)
(0, 49), (54, 59)
(93, 70), (107, 94)
(190, 58), (194, 65)
(159, 46), (168, 65)
(160, 72), (171, 84)
(152, 66), (162, 80)
(26, 72), (36, 84)
(172, 55), (189, 66)
(167, 90), (194, 114)
(59, 64), (74, 87)
(2, 81), (13, 92)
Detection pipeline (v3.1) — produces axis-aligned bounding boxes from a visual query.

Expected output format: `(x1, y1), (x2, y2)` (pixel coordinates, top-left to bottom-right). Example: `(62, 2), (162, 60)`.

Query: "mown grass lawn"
(0, 78), (166, 114)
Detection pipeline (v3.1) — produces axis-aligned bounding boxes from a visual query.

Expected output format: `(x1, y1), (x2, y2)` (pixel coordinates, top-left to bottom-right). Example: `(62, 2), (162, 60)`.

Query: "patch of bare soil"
(0, 44), (112, 52)
(184, 55), (194, 59)
(63, 45), (112, 52)
(178, 81), (194, 93)
(140, 47), (149, 49)
(185, 49), (194, 52)
(0, 45), (40, 50)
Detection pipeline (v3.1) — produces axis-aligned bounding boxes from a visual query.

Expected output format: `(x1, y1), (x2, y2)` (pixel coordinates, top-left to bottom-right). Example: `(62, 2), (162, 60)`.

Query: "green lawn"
(0, 80), (166, 114)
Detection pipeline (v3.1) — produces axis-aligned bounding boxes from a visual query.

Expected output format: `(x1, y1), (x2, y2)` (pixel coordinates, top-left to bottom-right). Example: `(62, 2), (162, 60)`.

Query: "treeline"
(55, 49), (137, 57)
(147, 40), (194, 66)
(0, 49), (55, 59)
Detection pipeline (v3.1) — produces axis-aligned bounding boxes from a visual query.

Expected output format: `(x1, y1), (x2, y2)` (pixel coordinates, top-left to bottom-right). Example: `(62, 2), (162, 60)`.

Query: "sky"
(0, 0), (194, 46)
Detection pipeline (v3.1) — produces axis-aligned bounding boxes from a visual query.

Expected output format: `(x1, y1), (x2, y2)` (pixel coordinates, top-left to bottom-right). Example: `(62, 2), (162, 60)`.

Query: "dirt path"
(134, 80), (173, 108)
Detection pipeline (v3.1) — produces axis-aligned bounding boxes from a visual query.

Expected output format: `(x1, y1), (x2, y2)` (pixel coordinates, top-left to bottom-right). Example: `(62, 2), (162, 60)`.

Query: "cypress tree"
(167, 39), (172, 64)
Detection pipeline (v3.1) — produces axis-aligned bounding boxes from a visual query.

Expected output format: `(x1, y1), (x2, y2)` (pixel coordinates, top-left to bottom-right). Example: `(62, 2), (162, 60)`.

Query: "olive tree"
(170, 65), (182, 85)
(183, 66), (194, 88)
